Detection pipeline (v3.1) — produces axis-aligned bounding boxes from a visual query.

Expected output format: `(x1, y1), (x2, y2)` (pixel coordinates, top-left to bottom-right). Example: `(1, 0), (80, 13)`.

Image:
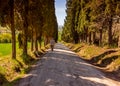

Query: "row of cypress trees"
(0, 0), (58, 59)
(62, 0), (120, 47)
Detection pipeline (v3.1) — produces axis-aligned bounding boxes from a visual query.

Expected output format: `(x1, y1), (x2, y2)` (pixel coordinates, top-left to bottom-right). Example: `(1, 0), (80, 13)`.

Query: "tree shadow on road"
(14, 47), (120, 86)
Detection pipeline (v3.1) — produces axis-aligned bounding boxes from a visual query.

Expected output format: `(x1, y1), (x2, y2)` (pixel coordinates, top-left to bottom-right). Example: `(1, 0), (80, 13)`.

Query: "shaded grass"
(0, 73), (9, 85)
(100, 55), (119, 67)
(90, 50), (117, 63)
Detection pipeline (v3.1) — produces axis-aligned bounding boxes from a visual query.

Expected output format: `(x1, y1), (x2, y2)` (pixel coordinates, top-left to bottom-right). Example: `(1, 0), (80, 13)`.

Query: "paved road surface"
(16, 43), (120, 86)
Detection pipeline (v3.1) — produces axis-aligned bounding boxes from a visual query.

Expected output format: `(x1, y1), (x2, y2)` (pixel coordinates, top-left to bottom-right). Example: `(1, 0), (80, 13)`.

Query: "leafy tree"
(62, 0), (120, 47)
(0, 0), (58, 58)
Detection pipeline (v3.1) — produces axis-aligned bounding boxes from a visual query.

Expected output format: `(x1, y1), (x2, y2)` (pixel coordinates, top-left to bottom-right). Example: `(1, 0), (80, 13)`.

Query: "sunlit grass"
(78, 45), (105, 59)
(0, 42), (31, 56)
(64, 42), (120, 72)
(65, 43), (106, 60)
(0, 43), (12, 56)
(0, 41), (46, 85)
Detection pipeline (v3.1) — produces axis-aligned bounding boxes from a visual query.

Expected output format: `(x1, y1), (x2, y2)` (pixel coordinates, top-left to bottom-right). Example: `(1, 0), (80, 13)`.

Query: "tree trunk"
(89, 32), (92, 44)
(38, 34), (42, 49)
(108, 16), (113, 46)
(99, 29), (103, 46)
(38, 39), (42, 50)
(118, 35), (120, 48)
(35, 38), (38, 52)
(23, 0), (28, 55)
(83, 33), (85, 42)
(79, 35), (81, 43)
(85, 33), (87, 43)
(31, 28), (34, 51)
(73, 31), (79, 44)
(10, 0), (16, 59)
(85, 28), (88, 43)
(44, 36), (48, 46)
(93, 32), (96, 44)
(34, 32), (38, 52)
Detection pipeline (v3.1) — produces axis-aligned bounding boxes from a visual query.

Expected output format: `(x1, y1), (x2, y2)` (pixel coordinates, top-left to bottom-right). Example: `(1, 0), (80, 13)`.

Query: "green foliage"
(0, 33), (11, 43)
(1, 0), (58, 58)
(0, 0), (57, 85)
(62, 0), (80, 43)
(62, 0), (120, 48)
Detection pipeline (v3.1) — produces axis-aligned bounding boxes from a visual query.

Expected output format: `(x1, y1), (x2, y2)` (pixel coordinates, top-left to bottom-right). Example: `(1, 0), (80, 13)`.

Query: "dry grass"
(64, 42), (120, 73)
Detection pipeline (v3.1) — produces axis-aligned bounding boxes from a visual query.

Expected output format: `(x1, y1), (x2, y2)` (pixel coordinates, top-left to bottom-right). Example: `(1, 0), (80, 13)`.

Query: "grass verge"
(64, 42), (120, 77)
(0, 43), (49, 86)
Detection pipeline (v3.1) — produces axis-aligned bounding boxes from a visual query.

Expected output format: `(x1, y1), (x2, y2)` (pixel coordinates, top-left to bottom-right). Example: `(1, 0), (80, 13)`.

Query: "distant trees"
(62, 0), (120, 47)
(0, 0), (58, 59)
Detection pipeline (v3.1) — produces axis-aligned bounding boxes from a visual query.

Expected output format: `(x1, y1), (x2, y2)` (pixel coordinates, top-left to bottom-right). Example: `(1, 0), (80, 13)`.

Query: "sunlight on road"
(24, 74), (37, 78)
(54, 49), (75, 54)
(75, 61), (92, 66)
(80, 76), (119, 86)
(65, 73), (76, 79)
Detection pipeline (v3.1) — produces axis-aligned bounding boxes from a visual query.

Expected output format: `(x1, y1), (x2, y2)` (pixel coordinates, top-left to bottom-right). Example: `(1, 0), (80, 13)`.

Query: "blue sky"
(55, 0), (66, 26)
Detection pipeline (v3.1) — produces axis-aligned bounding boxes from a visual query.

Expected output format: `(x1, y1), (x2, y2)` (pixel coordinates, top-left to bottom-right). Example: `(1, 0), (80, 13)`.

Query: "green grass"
(0, 43), (12, 56)
(0, 41), (46, 86)
(0, 42), (31, 56)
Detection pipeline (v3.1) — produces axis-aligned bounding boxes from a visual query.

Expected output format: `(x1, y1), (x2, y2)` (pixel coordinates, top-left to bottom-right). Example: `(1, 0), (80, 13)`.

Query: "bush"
(0, 33), (12, 43)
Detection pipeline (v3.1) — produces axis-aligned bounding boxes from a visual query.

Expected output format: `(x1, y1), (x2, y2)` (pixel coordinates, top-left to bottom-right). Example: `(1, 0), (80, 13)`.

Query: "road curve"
(16, 43), (120, 86)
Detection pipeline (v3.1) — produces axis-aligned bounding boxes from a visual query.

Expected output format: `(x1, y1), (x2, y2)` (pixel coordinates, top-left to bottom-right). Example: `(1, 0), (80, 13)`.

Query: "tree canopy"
(62, 0), (120, 47)
(0, 0), (58, 58)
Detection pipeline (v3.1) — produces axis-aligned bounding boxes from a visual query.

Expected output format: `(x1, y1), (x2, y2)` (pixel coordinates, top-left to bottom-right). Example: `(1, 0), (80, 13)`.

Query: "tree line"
(62, 0), (120, 47)
(0, 0), (58, 59)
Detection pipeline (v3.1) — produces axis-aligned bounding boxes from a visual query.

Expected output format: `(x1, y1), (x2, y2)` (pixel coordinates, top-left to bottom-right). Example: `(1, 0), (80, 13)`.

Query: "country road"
(15, 43), (120, 86)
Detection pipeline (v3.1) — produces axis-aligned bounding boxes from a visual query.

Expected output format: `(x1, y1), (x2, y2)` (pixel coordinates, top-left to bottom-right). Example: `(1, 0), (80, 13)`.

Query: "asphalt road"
(16, 43), (120, 86)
